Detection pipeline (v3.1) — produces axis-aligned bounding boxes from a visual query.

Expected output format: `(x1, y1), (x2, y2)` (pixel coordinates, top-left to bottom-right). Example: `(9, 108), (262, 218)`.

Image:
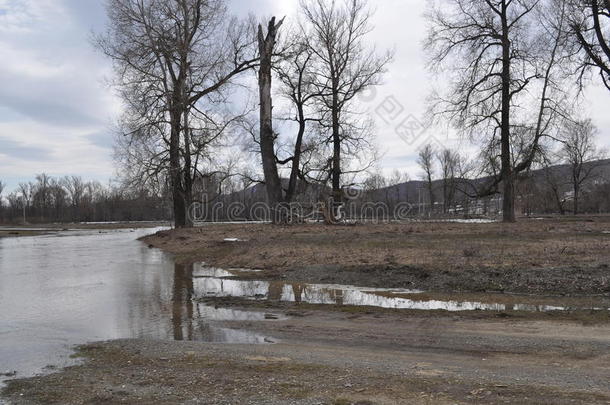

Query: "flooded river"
(1, 229), (608, 387)
(0, 229), (274, 386)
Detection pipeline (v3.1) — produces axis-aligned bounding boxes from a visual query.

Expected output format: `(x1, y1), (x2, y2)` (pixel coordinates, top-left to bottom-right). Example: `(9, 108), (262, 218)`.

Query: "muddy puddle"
(191, 263), (610, 313)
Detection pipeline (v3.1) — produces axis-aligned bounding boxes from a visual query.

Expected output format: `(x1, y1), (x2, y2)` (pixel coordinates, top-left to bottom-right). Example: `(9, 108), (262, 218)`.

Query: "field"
(142, 216), (610, 295)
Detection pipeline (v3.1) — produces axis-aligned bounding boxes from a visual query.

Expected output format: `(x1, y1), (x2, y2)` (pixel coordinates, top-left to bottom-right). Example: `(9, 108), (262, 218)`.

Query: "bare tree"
(417, 144), (436, 213)
(300, 0), (392, 207)
(437, 148), (460, 213)
(63, 176), (86, 219)
(96, 0), (258, 228)
(569, 0), (610, 90)
(540, 147), (569, 214)
(275, 36), (321, 203)
(560, 118), (605, 214)
(425, 0), (573, 222)
(258, 17), (286, 214)
(18, 182), (33, 211)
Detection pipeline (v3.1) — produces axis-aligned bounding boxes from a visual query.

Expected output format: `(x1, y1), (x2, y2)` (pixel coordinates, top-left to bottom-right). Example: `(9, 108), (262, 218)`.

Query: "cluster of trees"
(0, 175), (169, 224)
(98, 0), (391, 226)
(87, 0), (609, 226)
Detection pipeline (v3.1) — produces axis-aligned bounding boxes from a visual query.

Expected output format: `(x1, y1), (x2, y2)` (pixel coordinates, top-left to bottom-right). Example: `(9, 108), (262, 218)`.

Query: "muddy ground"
(141, 217), (610, 295)
(3, 305), (610, 404)
(0, 230), (47, 238)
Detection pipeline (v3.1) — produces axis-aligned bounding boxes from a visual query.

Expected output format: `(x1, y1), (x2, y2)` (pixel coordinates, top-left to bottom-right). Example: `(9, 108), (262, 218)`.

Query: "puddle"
(192, 266), (610, 313)
(192, 263), (263, 278)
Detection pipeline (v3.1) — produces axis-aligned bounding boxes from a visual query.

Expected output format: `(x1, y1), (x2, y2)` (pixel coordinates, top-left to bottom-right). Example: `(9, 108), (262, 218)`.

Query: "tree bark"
(170, 108), (187, 228)
(182, 111), (193, 227)
(286, 104), (306, 202)
(500, 0), (516, 223)
(258, 17), (285, 219)
(331, 82), (342, 206)
(573, 183), (580, 215)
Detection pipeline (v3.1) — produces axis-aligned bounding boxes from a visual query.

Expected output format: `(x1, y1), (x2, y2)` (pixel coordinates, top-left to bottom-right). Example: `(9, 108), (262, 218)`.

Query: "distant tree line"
(0, 175), (170, 224)
(412, 116), (608, 216)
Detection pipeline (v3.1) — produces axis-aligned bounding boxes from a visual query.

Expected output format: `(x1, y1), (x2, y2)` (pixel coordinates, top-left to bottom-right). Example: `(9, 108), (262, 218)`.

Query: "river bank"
(141, 217), (610, 295)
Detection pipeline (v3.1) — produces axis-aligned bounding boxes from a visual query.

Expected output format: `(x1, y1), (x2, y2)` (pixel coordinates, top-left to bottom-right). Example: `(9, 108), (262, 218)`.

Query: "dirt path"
(3, 304), (610, 404)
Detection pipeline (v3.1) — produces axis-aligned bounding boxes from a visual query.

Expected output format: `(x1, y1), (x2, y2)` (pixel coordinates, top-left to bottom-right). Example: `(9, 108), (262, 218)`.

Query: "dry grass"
(143, 217), (610, 274)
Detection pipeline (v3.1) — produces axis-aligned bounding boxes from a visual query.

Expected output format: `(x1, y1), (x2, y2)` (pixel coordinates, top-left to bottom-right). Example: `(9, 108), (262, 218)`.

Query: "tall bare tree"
(426, 0), (552, 222)
(258, 17), (286, 213)
(540, 147), (568, 214)
(569, 0), (610, 90)
(437, 148), (460, 213)
(300, 0), (392, 207)
(275, 37), (321, 203)
(96, 0), (258, 227)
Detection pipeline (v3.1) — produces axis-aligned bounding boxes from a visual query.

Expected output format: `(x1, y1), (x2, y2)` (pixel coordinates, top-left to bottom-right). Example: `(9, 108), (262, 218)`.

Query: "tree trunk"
(500, 1), (516, 223)
(427, 175), (434, 215)
(573, 183), (580, 215)
(170, 108), (187, 228)
(182, 111), (194, 227)
(331, 86), (342, 206)
(286, 105), (306, 203)
(258, 18), (285, 220)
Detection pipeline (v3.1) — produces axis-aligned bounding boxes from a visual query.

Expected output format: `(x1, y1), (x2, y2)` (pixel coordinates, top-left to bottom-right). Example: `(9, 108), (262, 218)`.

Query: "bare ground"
(3, 306), (610, 404)
(141, 217), (610, 295)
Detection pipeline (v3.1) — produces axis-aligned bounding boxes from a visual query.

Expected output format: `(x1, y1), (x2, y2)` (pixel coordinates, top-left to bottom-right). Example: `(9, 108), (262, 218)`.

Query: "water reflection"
(193, 268), (609, 313)
(173, 263), (194, 341)
(0, 229), (276, 386)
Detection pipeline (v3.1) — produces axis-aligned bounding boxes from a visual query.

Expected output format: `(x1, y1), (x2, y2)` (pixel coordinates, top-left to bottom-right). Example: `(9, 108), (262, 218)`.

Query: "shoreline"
(140, 218), (610, 296)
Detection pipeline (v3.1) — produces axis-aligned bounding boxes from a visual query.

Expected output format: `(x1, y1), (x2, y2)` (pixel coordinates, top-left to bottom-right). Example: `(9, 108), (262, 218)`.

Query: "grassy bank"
(141, 217), (610, 295)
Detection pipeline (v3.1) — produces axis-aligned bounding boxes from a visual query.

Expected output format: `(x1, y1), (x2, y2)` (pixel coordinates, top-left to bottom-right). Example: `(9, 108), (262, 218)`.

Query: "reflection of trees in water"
(124, 249), (175, 340)
(172, 263), (194, 341)
(118, 259), (278, 342)
(193, 278), (270, 298)
(301, 286), (344, 305)
(292, 283), (304, 303)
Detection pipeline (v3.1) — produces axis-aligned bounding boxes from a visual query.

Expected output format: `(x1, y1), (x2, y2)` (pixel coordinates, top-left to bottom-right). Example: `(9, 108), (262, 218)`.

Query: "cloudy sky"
(0, 0), (608, 193)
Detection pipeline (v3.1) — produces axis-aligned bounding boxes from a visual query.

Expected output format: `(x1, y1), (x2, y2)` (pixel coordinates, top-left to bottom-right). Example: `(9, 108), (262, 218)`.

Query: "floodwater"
(192, 264), (610, 313)
(0, 229), (276, 386)
(1, 229), (608, 387)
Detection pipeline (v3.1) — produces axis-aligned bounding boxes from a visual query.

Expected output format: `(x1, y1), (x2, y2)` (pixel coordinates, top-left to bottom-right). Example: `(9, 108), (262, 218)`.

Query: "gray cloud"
(1, 0), (608, 191)
(0, 137), (51, 161)
(0, 78), (102, 127)
(87, 130), (114, 150)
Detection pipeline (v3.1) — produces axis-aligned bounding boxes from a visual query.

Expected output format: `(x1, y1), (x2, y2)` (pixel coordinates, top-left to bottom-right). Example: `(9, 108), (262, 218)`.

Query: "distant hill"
(204, 159), (610, 210)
